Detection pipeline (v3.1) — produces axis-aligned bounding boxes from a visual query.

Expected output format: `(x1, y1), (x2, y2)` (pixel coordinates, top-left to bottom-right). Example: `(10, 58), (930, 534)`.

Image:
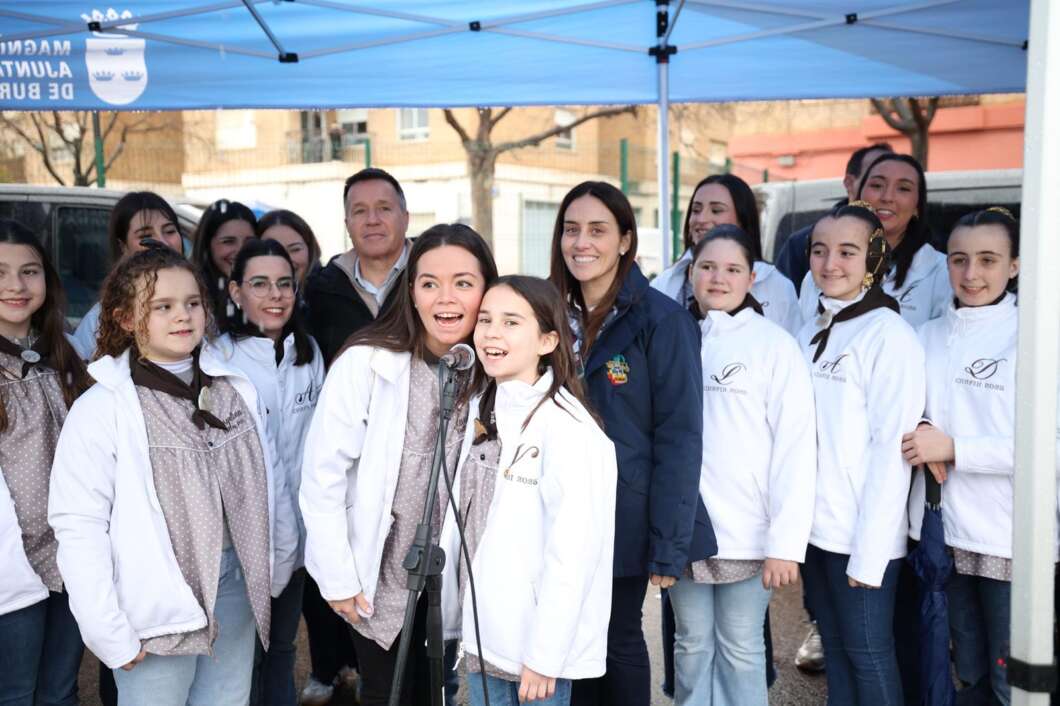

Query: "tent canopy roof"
(0, 0), (1029, 111)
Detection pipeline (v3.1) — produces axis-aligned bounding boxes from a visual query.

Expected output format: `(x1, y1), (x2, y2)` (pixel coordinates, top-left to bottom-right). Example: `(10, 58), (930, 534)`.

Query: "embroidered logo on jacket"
(956, 358), (1007, 391)
(605, 355), (629, 385)
(502, 444), (540, 486)
(814, 353), (849, 383)
(710, 362), (745, 386)
(293, 381), (320, 412)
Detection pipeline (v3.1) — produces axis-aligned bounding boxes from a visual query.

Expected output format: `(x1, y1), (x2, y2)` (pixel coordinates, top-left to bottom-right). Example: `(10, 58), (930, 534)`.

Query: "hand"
(762, 558), (800, 589)
(518, 667), (557, 703)
(650, 574), (677, 589)
(848, 576), (880, 589)
(901, 423), (955, 465)
(328, 593), (372, 624)
(120, 649), (147, 671)
(926, 460), (948, 484)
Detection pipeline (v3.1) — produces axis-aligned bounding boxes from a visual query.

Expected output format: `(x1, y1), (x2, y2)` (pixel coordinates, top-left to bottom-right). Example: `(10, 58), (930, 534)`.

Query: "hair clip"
(848, 199), (877, 213)
(985, 206), (1015, 220)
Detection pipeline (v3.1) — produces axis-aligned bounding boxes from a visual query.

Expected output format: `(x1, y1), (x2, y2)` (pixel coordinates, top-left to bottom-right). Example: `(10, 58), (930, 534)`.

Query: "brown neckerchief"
(0, 334), (52, 379)
(809, 287), (900, 363)
(129, 349), (228, 430)
(689, 293), (764, 321)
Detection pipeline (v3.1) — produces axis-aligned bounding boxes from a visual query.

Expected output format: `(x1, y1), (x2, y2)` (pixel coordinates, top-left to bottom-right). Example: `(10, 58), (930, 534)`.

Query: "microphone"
(440, 343), (475, 371)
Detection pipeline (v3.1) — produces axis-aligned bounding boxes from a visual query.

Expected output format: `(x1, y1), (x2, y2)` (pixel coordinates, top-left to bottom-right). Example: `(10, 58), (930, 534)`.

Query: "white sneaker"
(299, 676), (334, 706)
(794, 623), (826, 672)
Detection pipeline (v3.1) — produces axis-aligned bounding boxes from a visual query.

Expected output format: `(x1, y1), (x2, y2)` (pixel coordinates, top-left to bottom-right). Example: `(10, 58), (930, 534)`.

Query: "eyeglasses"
(243, 276), (296, 298)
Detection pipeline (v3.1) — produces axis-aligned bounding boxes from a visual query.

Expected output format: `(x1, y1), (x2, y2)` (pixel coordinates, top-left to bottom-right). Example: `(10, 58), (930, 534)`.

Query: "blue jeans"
(0, 591), (84, 706)
(251, 568), (306, 706)
(468, 673), (572, 706)
(113, 548), (257, 706)
(667, 573), (772, 706)
(803, 545), (904, 706)
(947, 572), (1011, 706)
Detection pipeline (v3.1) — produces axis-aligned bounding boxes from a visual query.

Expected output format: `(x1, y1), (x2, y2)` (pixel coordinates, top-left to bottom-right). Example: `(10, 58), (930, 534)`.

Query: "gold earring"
(862, 272), (874, 289)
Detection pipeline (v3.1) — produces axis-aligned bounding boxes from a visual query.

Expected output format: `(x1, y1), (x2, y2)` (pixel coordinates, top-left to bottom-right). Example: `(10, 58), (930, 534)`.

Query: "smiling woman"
(299, 223), (498, 706)
(191, 199), (258, 329)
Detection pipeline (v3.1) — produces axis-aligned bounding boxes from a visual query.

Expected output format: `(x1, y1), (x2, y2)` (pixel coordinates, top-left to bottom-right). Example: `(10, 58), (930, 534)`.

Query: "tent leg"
(1011, 0), (1060, 704)
(657, 54), (671, 267)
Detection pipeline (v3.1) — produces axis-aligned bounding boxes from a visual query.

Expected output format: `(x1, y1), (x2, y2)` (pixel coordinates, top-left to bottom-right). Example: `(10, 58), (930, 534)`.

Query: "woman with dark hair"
(217, 239), (324, 706)
(797, 201), (925, 706)
(797, 154), (951, 329)
(652, 173), (800, 333)
(192, 199), (258, 326)
(70, 191), (184, 360)
(0, 219), (92, 706)
(548, 182), (714, 706)
(257, 210), (322, 288)
(300, 224), (498, 706)
(902, 208), (1048, 706)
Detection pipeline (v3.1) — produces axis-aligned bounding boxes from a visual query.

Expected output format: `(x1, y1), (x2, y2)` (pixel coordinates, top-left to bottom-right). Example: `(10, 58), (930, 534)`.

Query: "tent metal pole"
(657, 56), (671, 267)
(1011, 0), (1060, 702)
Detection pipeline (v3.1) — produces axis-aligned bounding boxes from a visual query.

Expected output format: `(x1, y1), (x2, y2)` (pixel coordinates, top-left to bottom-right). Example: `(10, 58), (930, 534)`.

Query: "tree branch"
(442, 109), (472, 146)
(493, 105), (636, 154)
(871, 98), (909, 133)
(29, 113), (66, 186)
(489, 107), (512, 130)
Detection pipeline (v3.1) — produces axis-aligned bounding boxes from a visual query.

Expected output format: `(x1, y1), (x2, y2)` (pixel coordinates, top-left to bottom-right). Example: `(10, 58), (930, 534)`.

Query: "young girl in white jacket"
(219, 238), (325, 706)
(652, 174), (801, 333)
(901, 208), (1057, 706)
(299, 224), (498, 706)
(664, 225), (816, 706)
(48, 246), (295, 706)
(0, 220), (92, 705)
(454, 275), (616, 706)
(797, 202), (926, 706)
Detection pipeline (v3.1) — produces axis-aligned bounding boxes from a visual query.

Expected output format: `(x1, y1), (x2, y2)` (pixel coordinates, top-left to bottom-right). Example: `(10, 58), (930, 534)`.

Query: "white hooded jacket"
(0, 473), (49, 616)
(799, 242), (951, 329)
(697, 308), (816, 562)
(47, 344), (295, 668)
(908, 294), (1060, 557)
(652, 250), (801, 334)
(796, 295), (926, 586)
(216, 332), (325, 575)
(458, 371), (617, 680)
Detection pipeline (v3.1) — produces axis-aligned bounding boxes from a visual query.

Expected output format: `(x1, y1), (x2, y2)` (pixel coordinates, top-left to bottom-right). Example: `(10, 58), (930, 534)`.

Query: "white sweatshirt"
(651, 251), (801, 334)
(0, 473), (48, 616)
(798, 242), (951, 329)
(459, 371), (617, 680)
(299, 345), (473, 640)
(908, 294), (1060, 558)
(216, 332), (325, 576)
(47, 345), (295, 668)
(697, 309), (816, 562)
(796, 295), (926, 586)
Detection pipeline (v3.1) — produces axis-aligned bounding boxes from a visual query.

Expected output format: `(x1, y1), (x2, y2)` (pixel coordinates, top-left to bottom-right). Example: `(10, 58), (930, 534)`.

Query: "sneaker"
(794, 623), (826, 672)
(299, 676), (334, 706)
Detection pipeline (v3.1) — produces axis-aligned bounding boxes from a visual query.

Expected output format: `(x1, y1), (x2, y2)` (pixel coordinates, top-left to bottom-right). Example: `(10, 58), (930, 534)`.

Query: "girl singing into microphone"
(300, 224), (498, 706)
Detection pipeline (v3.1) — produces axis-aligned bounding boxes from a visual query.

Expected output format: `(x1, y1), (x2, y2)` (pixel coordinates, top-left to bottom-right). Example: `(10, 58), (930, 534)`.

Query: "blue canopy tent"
(1, 2), (1057, 701)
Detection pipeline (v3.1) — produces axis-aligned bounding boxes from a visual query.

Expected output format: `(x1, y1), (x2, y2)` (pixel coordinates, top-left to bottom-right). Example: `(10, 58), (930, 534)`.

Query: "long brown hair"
(0, 219), (92, 432)
(344, 223), (499, 390)
(476, 276), (599, 435)
(95, 246), (214, 360)
(547, 181), (639, 356)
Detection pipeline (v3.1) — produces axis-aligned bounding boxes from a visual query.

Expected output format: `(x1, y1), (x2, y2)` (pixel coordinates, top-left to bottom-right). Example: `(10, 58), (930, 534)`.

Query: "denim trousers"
(803, 545), (904, 706)
(947, 572), (1011, 706)
(112, 547), (257, 706)
(468, 673), (572, 706)
(251, 568), (306, 706)
(0, 591), (84, 706)
(667, 573), (772, 706)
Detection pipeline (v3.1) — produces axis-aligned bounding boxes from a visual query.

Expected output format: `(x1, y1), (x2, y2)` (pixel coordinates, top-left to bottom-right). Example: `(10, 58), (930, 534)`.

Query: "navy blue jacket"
(582, 265), (716, 578)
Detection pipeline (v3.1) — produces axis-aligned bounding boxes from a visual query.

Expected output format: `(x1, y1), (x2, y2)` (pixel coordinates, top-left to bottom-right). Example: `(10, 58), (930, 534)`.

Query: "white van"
(755, 168), (1023, 260)
(0, 185), (197, 323)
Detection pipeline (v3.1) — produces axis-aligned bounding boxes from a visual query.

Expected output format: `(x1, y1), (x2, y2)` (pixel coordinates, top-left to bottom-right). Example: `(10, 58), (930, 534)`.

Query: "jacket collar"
(885, 242), (940, 285)
(368, 346), (411, 384)
(701, 306), (757, 339)
(946, 291), (1016, 334)
(495, 369), (554, 440)
(88, 341), (250, 391)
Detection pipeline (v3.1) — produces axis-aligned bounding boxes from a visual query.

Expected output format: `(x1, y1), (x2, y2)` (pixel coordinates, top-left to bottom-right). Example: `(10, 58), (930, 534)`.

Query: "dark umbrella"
(906, 468), (957, 706)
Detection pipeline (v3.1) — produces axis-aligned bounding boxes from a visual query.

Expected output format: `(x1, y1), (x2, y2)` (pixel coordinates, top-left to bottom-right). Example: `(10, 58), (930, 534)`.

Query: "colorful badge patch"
(606, 354), (630, 386)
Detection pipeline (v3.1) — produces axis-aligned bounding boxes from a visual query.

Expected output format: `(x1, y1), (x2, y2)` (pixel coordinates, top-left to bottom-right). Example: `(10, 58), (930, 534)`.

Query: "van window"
(0, 202), (49, 247)
(773, 208), (831, 257)
(54, 206), (110, 320)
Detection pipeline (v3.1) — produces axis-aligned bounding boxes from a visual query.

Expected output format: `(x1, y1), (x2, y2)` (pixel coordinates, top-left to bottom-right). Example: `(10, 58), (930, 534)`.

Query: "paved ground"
(75, 581), (827, 705)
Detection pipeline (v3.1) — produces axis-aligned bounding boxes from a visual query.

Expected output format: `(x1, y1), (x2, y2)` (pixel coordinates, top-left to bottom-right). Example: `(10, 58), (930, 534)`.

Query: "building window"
(554, 109), (575, 150)
(336, 108), (369, 146)
(216, 110), (256, 151)
(398, 108), (429, 141)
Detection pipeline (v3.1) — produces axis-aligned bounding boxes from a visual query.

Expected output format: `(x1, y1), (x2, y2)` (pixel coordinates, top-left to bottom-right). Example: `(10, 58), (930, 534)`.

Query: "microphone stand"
(388, 361), (458, 706)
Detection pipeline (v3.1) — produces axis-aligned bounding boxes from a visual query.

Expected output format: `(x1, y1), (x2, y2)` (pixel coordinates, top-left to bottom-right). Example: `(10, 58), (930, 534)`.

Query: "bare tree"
(442, 105), (637, 245)
(0, 111), (168, 186)
(870, 97), (940, 166)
